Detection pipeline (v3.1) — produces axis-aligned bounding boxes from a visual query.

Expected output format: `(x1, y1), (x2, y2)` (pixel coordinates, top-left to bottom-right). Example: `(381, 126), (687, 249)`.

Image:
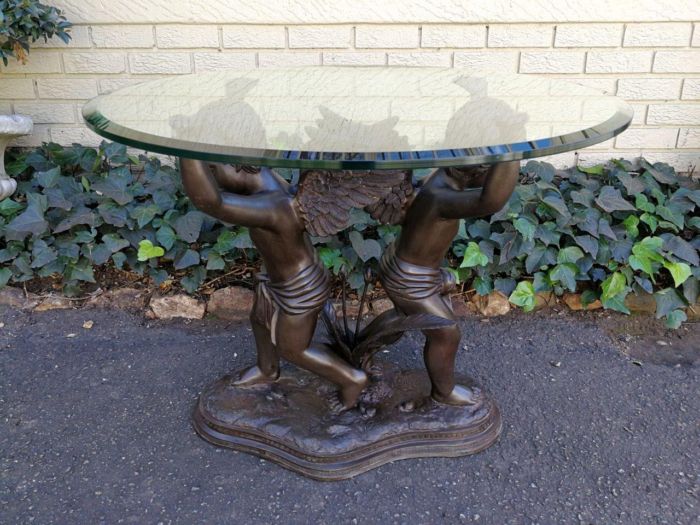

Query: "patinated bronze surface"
(181, 159), (518, 478)
(193, 361), (501, 481)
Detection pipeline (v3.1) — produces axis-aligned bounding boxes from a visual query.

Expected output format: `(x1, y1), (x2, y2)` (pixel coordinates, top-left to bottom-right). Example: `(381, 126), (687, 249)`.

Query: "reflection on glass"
(83, 67), (633, 167)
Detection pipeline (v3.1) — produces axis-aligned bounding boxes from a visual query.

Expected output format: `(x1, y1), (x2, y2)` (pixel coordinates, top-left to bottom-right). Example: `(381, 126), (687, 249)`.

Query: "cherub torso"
(395, 172), (459, 269)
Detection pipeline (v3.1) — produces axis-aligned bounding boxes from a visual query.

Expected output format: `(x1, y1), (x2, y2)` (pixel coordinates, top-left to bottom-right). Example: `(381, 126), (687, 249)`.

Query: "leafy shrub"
(1, 142), (698, 327)
(0, 0), (72, 65)
(453, 160), (699, 328)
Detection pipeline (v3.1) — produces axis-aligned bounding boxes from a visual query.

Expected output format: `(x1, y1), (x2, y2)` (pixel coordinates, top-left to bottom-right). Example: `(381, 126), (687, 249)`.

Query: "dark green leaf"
(206, 252), (225, 271)
(156, 225), (177, 251)
(467, 219), (491, 240)
(525, 160), (555, 182)
(0, 198), (24, 216)
(549, 263), (578, 292)
(557, 246), (584, 264)
(174, 249), (200, 269)
(5, 205), (48, 239)
(616, 172), (647, 195)
(654, 288), (687, 318)
(664, 309), (687, 329)
(662, 235), (699, 266)
(494, 277), (517, 296)
(0, 268), (12, 287)
(174, 211), (204, 243)
(574, 235), (599, 258)
(130, 204), (160, 228)
(181, 266), (207, 294)
(54, 206), (98, 233)
(595, 186), (636, 213)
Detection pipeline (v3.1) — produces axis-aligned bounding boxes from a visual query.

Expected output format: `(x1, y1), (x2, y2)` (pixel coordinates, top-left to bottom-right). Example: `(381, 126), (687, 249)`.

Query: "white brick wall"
(0, 0), (698, 172)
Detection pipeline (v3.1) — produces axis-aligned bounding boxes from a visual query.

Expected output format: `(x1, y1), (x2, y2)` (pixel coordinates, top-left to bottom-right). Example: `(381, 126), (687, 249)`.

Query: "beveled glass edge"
(83, 98), (633, 170)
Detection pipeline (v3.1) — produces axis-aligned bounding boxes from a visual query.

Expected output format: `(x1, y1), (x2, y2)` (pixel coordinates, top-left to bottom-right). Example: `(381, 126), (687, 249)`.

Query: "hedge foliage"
(1, 142), (699, 327)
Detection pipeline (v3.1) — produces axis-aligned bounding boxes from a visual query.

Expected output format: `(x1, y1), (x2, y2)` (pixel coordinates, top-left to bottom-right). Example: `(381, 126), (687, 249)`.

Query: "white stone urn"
(0, 115), (33, 200)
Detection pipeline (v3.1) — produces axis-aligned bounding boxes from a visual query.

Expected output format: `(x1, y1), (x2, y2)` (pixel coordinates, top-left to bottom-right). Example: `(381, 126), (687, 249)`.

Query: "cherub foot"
(432, 385), (482, 406)
(327, 370), (369, 415)
(229, 365), (279, 387)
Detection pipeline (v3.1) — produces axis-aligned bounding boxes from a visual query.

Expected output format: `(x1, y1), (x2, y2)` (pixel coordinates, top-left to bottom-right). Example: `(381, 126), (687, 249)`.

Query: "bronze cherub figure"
(367, 162), (520, 406)
(179, 159), (407, 410)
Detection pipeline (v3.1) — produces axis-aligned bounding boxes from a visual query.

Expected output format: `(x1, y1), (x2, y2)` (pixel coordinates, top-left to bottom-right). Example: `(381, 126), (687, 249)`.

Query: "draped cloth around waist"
(379, 243), (454, 303)
(253, 255), (331, 345)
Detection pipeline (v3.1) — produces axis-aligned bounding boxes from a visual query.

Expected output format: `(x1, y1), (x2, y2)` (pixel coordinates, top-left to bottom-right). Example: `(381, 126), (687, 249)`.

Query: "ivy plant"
(0, 0), (72, 65)
(1, 143), (698, 328)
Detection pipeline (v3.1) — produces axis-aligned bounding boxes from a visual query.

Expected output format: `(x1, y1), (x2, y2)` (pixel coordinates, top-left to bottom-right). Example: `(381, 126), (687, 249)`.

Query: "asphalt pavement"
(1, 305), (698, 525)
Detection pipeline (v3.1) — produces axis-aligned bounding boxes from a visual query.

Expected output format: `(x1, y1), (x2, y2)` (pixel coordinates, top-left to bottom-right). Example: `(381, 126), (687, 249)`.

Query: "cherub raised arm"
(179, 159), (406, 410)
(369, 162), (520, 405)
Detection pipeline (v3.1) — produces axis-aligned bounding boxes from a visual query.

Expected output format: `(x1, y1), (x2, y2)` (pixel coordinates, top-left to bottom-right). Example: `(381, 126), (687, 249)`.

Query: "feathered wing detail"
(295, 170), (409, 237)
(365, 171), (414, 225)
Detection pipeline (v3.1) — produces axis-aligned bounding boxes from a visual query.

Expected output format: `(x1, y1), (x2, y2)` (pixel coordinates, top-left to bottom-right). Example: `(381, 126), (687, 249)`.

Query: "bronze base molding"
(193, 361), (502, 481)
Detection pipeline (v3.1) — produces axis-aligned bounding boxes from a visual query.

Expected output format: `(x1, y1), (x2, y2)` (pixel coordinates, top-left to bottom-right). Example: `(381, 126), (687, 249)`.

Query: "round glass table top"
(83, 67), (633, 169)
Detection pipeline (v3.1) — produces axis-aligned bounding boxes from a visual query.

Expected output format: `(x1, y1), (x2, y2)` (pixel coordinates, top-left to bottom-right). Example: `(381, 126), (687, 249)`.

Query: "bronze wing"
(295, 170), (409, 237)
(364, 170), (414, 225)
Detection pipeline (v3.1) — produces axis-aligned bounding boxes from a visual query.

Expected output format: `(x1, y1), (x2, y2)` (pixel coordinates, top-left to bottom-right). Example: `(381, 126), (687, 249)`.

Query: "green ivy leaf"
(213, 230), (236, 254)
(155, 225), (176, 251)
(664, 309), (687, 329)
(137, 240), (165, 262)
(639, 212), (658, 233)
(514, 217), (537, 242)
(549, 263), (578, 292)
(635, 194), (656, 213)
(601, 291), (631, 315)
(206, 252), (225, 271)
(509, 281), (536, 312)
(0, 199), (24, 218)
(473, 275), (493, 296)
(0, 267), (12, 288)
(663, 261), (692, 288)
(130, 204), (160, 228)
(601, 272), (626, 302)
(655, 205), (684, 230)
(102, 233), (130, 253)
(349, 231), (381, 262)
(181, 266), (207, 294)
(557, 246), (584, 264)
(577, 164), (604, 175)
(653, 288), (687, 319)
(595, 186), (636, 213)
(174, 211), (204, 243)
(460, 242), (489, 268)
(5, 204), (48, 240)
(623, 215), (639, 238)
(174, 249), (200, 270)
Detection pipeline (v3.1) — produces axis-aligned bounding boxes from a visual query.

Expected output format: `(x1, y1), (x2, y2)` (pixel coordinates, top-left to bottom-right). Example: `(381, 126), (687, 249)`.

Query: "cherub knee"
(426, 324), (461, 347)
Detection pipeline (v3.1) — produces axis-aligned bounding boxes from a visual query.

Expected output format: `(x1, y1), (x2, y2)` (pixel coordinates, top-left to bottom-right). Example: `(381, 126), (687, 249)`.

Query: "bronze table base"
(193, 361), (501, 481)
(180, 160), (519, 480)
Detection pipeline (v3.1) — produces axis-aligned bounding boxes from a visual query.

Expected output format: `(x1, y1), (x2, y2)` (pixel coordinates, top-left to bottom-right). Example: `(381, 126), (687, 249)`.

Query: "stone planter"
(0, 115), (33, 200)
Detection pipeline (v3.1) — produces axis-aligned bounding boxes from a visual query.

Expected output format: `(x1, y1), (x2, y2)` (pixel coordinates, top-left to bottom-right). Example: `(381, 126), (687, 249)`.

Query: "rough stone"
(370, 298), (394, 315)
(34, 295), (75, 312)
(534, 292), (556, 310)
(451, 297), (477, 317)
(332, 299), (362, 319)
(624, 292), (657, 314)
(470, 291), (511, 317)
(563, 293), (603, 311)
(149, 294), (205, 320)
(0, 287), (40, 310)
(86, 288), (148, 311)
(206, 287), (254, 321)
